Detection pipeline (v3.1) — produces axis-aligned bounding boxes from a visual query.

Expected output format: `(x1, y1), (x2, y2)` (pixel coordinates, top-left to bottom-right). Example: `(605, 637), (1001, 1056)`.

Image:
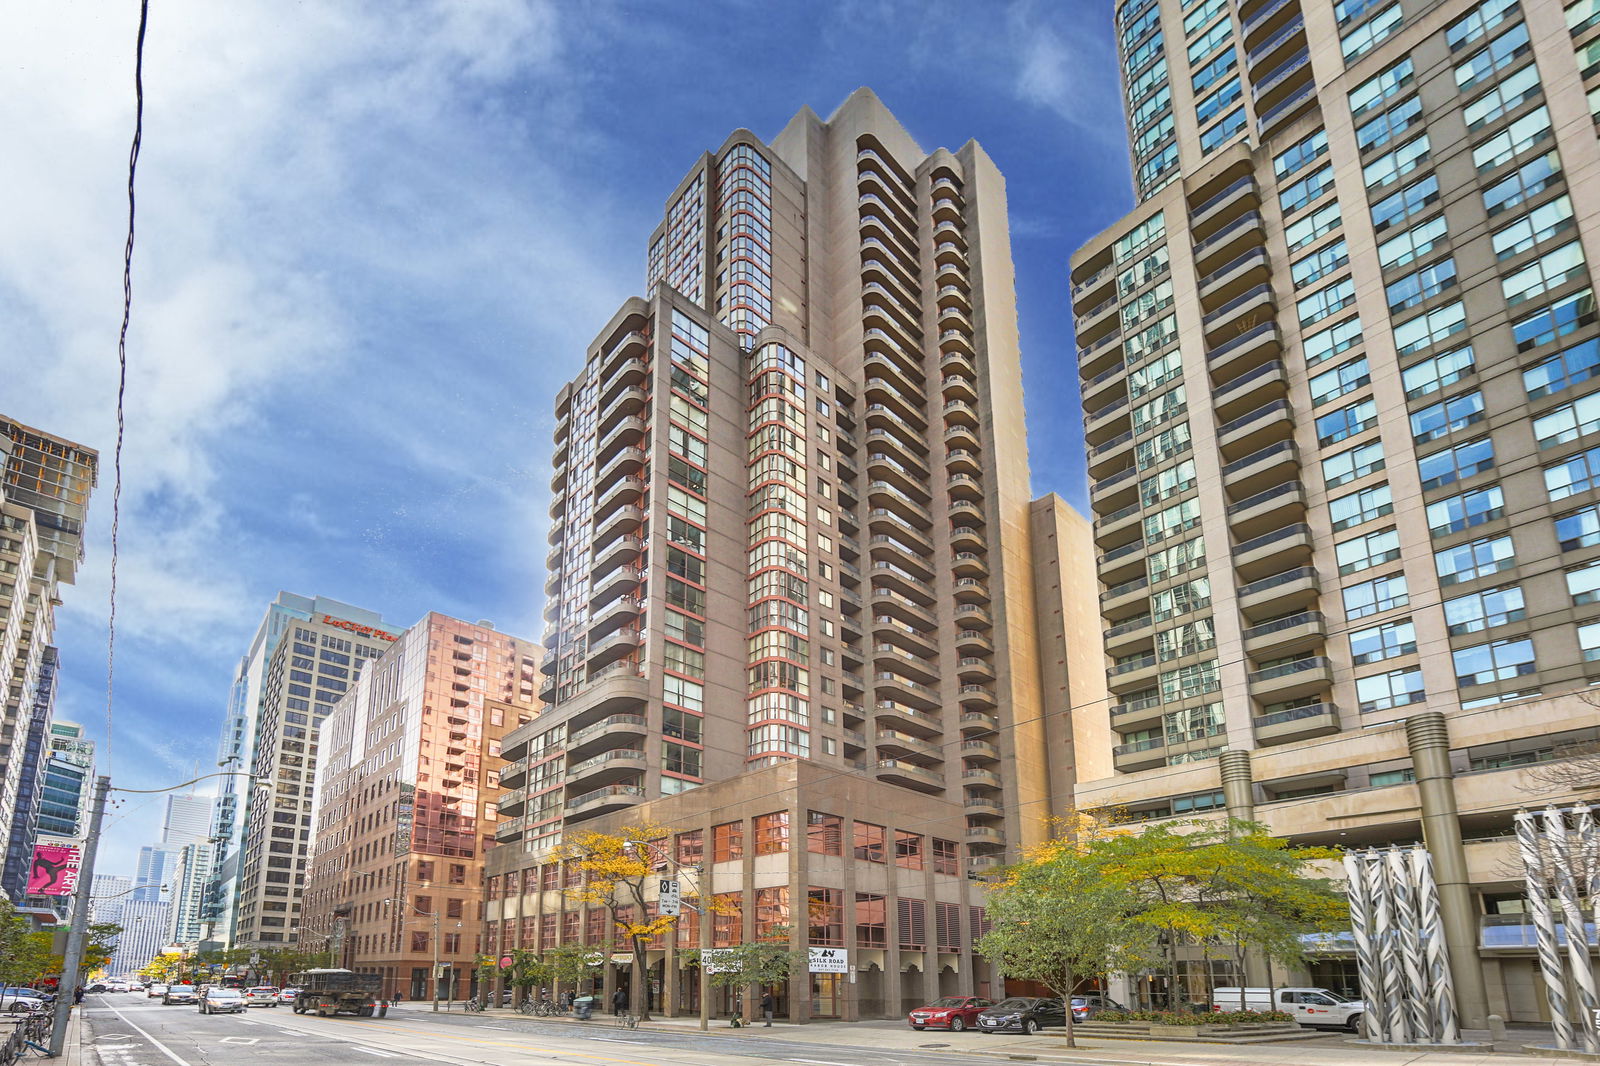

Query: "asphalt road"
(80, 993), (1097, 1066)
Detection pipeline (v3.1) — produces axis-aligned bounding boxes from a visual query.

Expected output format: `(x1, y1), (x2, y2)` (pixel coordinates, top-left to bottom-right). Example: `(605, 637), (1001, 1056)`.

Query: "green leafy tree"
(978, 819), (1156, 1047)
(1093, 817), (1347, 1010)
(683, 926), (807, 1024)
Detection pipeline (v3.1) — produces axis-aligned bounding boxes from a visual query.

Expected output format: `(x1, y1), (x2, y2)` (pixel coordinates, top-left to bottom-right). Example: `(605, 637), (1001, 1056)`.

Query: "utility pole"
(49, 775), (110, 1057)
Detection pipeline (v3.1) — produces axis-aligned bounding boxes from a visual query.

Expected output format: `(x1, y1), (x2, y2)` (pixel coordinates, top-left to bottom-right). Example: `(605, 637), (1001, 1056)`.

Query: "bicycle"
(463, 998), (485, 1012)
(615, 1013), (639, 1029)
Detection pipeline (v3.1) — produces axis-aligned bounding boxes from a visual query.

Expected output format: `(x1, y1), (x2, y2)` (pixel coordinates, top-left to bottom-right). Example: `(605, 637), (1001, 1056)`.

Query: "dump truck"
(289, 969), (383, 1017)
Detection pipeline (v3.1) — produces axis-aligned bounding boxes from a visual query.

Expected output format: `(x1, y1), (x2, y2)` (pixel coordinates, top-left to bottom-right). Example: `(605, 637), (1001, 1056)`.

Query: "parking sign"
(658, 878), (681, 917)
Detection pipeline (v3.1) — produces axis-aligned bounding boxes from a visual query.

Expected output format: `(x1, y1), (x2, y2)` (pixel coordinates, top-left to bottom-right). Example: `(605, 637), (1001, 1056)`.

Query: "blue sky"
(2, 0), (1132, 880)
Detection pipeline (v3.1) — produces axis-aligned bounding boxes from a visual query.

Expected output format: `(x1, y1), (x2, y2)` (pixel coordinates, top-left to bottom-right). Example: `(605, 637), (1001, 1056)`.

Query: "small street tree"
(683, 925), (807, 1024)
(555, 825), (678, 1021)
(977, 822), (1156, 1047)
(1094, 817), (1346, 1010)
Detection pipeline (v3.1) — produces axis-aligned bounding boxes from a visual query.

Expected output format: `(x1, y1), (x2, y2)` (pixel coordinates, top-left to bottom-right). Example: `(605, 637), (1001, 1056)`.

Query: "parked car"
(162, 985), (198, 1005)
(976, 996), (1066, 1034)
(1211, 987), (1364, 1031)
(147, 984), (168, 998)
(199, 987), (246, 1015)
(106, 980), (130, 993)
(88, 983), (108, 994)
(244, 987), (279, 1008)
(908, 996), (993, 1031)
(1070, 994), (1128, 1021)
(275, 987), (299, 1004)
(0, 989), (46, 1013)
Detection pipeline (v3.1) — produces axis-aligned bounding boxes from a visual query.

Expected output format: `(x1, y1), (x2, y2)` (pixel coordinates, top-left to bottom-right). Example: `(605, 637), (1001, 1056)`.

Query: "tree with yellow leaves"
(554, 825), (678, 1021)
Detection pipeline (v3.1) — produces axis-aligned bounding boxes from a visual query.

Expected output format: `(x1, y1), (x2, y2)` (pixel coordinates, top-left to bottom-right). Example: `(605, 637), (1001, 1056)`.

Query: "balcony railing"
(1227, 480), (1303, 516)
(1252, 702), (1336, 729)
(1203, 283), (1273, 328)
(1242, 611), (1324, 641)
(1189, 176), (1255, 222)
(1234, 522), (1311, 556)
(1249, 656), (1331, 684)
(1237, 565), (1316, 598)
(1206, 321), (1278, 363)
(1222, 439), (1295, 477)
(1217, 399), (1290, 439)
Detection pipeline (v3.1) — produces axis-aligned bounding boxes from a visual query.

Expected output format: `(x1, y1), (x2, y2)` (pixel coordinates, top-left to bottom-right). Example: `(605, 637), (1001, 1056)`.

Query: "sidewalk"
(390, 1003), (1590, 1065)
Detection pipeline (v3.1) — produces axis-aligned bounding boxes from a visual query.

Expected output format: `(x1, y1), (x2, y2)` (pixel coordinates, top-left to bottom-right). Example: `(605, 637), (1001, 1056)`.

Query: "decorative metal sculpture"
(1343, 846), (1461, 1044)
(1514, 806), (1600, 1053)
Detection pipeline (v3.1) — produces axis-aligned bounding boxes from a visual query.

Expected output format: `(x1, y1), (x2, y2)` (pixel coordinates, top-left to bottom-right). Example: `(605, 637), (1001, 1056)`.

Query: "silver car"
(199, 987), (246, 1015)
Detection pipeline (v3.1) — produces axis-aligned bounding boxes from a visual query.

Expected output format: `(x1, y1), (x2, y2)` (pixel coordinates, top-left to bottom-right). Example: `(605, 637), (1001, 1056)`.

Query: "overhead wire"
(104, 0), (149, 778)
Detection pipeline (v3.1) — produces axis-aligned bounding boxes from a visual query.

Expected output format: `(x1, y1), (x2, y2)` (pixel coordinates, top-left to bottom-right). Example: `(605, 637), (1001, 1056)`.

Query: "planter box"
(1076, 1021), (1313, 1044)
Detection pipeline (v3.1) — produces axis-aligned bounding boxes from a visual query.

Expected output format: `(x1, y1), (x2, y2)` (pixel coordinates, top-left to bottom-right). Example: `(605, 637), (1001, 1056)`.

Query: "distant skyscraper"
(90, 873), (132, 928)
(133, 845), (179, 903)
(0, 419), (97, 885)
(109, 898), (170, 977)
(220, 595), (402, 948)
(161, 794), (210, 847)
(165, 842), (213, 947)
(35, 721), (93, 840)
(1, 646), (57, 900)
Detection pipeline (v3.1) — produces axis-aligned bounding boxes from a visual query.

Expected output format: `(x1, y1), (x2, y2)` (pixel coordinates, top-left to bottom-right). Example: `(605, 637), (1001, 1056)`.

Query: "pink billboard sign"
(28, 843), (81, 896)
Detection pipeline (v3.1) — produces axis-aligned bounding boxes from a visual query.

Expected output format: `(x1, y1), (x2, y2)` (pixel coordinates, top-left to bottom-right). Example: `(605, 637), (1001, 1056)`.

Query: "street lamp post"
(384, 897), (445, 1011)
(49, 769), (264, 1057)
(625, 840), (711, 1032)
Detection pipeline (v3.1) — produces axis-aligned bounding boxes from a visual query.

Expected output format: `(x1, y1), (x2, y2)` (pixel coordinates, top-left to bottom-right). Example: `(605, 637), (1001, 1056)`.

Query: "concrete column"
(1405, 712), (1489, 1027)
(1218, 749), (1255, 824)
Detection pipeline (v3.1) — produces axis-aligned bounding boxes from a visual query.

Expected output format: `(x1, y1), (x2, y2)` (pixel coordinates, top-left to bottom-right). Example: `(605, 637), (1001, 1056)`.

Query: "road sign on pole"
(658, 878), (681, 917)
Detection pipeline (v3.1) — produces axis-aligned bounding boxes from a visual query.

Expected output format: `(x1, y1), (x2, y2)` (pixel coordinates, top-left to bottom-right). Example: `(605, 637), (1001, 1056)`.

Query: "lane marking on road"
(787, 1060), (860, 1066)
(220, 1036), (260, 1044)
(102, 1002), (196, 1066)
(354, 1048), (399, 1057)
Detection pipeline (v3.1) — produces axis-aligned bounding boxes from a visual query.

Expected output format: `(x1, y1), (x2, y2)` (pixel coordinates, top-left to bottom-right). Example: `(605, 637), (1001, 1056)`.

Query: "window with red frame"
(712, 821), (743, 862)
(676, 830), (703, 867)
(932, 838), (959, 876)
(853, 821), (885, 862)
(712, 891), (742, 946)
(855, 893), (886, 947)
(898, 898), (927, 950)
(935, 901), (962, 951)
(894, 830), (924, 870)
(754, 812), (790, 854)
(807, 812), (842, 855)
(754, 886), (789, 937)
(586, 908), (606, 944)
(807, 887), (843, 945)
(540, 914), (557, 950)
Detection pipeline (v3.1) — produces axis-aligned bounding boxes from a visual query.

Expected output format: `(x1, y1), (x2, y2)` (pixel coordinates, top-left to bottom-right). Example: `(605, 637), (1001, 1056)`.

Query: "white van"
(1211, 987), (1364, 1031)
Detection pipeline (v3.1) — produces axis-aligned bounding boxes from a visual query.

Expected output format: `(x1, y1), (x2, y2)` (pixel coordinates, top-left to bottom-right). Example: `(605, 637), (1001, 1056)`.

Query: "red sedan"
(908, 996), (993, 1031)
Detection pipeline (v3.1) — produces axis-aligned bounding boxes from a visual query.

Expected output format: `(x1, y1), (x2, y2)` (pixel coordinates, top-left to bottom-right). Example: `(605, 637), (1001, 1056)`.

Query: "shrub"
(1097, 1009), (1294, 1025)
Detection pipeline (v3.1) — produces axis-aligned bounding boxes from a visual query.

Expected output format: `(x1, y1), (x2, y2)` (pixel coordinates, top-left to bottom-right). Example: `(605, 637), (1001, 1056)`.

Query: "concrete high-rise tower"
(484, 90), (1102, 1020)
(1071, 0), (1600, 1022)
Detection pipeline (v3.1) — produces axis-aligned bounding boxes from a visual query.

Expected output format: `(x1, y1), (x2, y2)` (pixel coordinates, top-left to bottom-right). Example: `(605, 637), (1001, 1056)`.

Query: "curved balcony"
(939, 326), (975, 357)
(949, 498), (985, 527)
(1214, 358), (1289, 421)
(947, 473), (983, 503)
(565, 747), (647, 788)
(600, 351), (649, 404)
(956, 603), (993, 629)
(873, 587), (938, 631)
(965, 794), (1004, 816)
(594, 503), (646, 545)
(965, 826), (1007, 851)
(935, 240), (969, 268)
(877, 614), (938, 659)
(1202, 283), (1277, 344)
(955, 628), (994, 655)
(1233, 522), (1313, 581)
(587, 626), (641, 669)
(1222, 439), (1299, 499)
(1109, 692), (1164, 732)
(953, 577), (991, 604)
(1216, 399), (1294, 461)
(874, 700), (944, 738)
(874, 643), (940, 684)
(957, 657), (996, 684)
(961, 738), (1000, 763)
(567, 713), (649, 758)
(876, 759), (947, 794)
(868, 452), (932, 502)
(952, 551), (989, 578)
(962, 767), (1002, 788)
(876, 727), (944, 761)
(958, 684), (997, 709)
(588, 564), (643, 608)
(1248, 656), (1334, 702)
(565, 782), (645, 820)
(942, 374), (978, 404)
(867, 481), (934, 529)
(1237, 565), (1320, 619)
(870, 509), (934, 553)
(592, 534), (645, 575)
(594, 474), (647, 520)
(595, 444), (648, 489)
(876, 671), (941, 710)
(1227, 479), (1307, 539)
(942, 398), (979, 428)
(1253, 702), (1340, 745)
(859, 236), (920, 291)
(950, 525), (984, 550)
(863, 302), (923, 356)
(587, 595), (644, 640)
(944, 421), (980, 451)
(1193, 211), (1267, 274)
(599, 330), (648, 381)
(548, 487), (566, 521)
(870, 534), (937, 581)
(547, 516), (565, 548)
(865, 351), (927, 400)
(867, 422), (930, 462)
(946, 448), (981, 476)
(960, 710), (999, 735)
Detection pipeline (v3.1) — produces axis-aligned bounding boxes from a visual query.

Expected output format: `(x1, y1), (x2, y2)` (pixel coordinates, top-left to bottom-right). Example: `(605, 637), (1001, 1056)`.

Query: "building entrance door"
(811, 973), (842, 1018)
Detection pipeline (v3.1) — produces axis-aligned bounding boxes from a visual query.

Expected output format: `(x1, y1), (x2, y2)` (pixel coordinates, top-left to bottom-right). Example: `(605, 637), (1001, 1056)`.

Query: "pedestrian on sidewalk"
(760, 990), (773, 1026)
(612, 987), (628, 1016)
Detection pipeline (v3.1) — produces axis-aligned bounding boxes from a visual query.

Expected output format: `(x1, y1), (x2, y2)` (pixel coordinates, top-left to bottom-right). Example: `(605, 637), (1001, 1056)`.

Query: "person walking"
(612, 987), (628, 1016)
(760, 989), (774, 1026)
(73, 986), (84, 1005)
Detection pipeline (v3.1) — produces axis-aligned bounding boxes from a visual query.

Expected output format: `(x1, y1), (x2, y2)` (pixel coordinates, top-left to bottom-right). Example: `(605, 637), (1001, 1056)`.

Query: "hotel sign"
(321, 614), (399, 642)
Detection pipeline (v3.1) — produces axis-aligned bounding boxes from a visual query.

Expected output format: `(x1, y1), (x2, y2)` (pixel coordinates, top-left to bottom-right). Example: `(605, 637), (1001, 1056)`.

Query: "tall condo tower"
(1071, 0), (1600, 1023)
(487, 90), (1102, 1021)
